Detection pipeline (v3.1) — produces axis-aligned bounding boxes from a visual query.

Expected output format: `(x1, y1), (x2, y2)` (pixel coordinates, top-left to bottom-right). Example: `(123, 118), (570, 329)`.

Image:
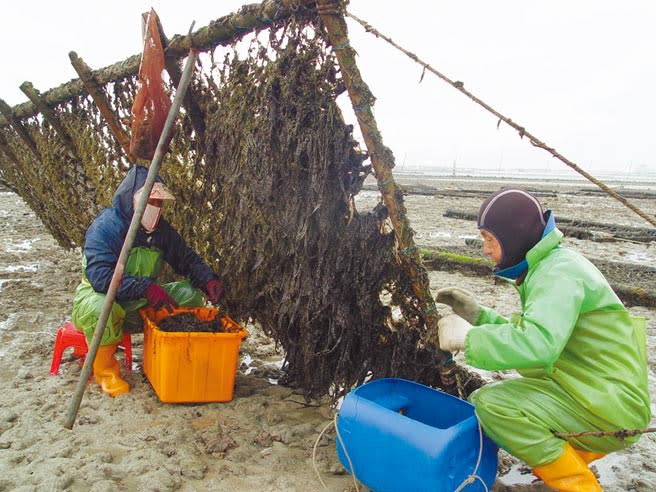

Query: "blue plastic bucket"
(336, 378), (498, 492)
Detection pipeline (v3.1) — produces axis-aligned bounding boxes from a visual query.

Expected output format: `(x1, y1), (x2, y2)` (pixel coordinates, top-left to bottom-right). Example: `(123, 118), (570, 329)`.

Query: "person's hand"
(144, 283), (178, 310)
(205, 279), (224, 304)
(435, 287), (480, 324)
(438, 314), (472, 352)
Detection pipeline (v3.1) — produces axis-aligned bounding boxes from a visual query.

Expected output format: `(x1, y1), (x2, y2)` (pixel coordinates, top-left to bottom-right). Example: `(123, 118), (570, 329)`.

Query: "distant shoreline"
(367, 171), (656, 192)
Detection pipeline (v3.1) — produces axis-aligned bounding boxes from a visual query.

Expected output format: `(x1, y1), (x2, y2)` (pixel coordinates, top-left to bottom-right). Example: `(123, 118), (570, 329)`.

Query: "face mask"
(141, 203), (162, 232)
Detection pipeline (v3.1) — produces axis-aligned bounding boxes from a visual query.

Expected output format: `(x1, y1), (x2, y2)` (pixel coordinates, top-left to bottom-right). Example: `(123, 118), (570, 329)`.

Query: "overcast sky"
(1, 1), (654, 174)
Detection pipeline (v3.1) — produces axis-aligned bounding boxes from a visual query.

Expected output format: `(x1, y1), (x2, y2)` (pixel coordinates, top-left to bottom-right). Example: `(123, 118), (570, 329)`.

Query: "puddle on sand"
(625, 250), (656, 266)
(1, 264), (38, 273)
(0, 313), (19, 333)
(4, 238), (37, 253)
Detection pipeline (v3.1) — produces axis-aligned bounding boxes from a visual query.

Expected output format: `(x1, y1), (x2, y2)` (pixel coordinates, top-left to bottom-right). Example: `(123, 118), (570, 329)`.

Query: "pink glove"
(144, 283), (178, 310)
(205, 279), (224, 304)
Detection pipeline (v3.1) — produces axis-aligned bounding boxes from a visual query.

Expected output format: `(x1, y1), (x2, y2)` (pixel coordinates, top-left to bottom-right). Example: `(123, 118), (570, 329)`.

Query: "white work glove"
(435, 287), (480, 324)
(438, 313), (472, 352)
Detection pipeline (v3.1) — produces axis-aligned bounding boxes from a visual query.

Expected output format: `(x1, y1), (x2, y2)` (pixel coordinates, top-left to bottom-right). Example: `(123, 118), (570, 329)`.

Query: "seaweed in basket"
(157, 312), (226, 333)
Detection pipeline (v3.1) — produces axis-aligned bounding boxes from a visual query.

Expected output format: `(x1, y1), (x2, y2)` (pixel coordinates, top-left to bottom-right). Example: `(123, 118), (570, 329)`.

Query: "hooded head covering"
(111, 165), (174, 220)
(477, 188), (546, 272)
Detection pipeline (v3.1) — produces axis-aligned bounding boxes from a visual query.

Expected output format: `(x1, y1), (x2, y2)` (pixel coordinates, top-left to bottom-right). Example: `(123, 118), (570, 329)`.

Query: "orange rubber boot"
(576, 449), (606, 464)
(533, 442), (602, 491)
(93, 344), (130, 397)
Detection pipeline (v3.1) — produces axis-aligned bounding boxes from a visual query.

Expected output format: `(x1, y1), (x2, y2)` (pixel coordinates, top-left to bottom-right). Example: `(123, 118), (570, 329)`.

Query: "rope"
(345, 10), (656, 229)
(453, 421), (489, 492)
(554, 426), (656, 440)
(312, 414), (361, 491)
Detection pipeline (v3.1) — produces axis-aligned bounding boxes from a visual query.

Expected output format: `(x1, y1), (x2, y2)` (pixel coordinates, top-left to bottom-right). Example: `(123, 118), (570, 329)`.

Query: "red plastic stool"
(49, 321), (132, 375)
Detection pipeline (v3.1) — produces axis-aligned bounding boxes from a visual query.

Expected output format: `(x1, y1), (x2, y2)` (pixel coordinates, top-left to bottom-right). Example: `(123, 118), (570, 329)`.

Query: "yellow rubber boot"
(533, 442), (602, 491)
(576, 449), (606, 464)
(93, 344), (130, 397)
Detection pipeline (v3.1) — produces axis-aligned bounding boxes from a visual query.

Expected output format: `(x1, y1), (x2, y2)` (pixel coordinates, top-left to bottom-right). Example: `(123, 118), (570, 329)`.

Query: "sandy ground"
(0, 177), (655, 491)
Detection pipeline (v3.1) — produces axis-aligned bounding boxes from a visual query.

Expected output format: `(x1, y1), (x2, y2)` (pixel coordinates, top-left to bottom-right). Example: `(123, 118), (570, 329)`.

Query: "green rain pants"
(469, 377), (641, 467)
(71, 279), (205, 346)
(71, 246), (205, 346)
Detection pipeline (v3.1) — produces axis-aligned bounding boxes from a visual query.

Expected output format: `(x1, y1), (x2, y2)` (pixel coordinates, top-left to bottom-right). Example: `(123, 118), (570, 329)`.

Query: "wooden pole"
(316, 1), (453, 369)
(0, 98), (40, 159)
(19, 81), (78, 159)
(0, 0), (315, 128)
(0, 132), (21, 167)
(63, 46), (199, 430)
(157, 18), (206, 140)
(69, 52), (136, 163)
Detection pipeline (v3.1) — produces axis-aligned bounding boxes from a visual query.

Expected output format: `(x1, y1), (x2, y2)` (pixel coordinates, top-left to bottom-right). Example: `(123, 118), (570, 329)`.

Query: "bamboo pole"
(19, 81), (78, 158)
(316, 1), (453, 367)
(69, 52), (136, 163)
(0, 0), (315, 128)
(63, 46), (199, 430)
(0, 98), (40, 159)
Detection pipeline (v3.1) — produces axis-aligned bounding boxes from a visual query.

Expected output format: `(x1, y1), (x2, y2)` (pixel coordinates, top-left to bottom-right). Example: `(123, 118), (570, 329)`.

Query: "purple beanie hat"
(477, 188), (546, 270)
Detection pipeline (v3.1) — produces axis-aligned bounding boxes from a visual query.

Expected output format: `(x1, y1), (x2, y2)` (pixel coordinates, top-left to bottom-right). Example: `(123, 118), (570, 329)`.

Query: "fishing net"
(0, 7), (483, 398)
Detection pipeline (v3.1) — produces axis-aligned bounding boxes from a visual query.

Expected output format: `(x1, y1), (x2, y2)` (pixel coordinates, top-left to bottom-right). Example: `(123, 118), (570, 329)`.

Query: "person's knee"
(470, 382), (523, 425)
(470, 384), (496, 426)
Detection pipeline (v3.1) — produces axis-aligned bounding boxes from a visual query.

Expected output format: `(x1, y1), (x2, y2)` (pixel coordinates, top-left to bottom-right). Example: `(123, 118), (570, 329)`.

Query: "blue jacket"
(83, 166), (215, 301)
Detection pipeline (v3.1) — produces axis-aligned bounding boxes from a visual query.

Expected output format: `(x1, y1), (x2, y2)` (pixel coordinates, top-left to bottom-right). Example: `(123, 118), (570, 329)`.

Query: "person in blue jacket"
(71, 165), (225, 397)
(436, 187), (650, 492)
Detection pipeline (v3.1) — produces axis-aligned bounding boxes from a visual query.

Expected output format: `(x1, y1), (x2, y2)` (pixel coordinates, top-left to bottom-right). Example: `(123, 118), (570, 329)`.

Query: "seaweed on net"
(176, 22), (445, 397)
(0, 16), (454, 399)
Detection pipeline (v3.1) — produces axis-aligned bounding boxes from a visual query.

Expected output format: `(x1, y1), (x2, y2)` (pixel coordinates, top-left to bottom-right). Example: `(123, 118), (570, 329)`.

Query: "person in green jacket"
(436, 187), (651, 492)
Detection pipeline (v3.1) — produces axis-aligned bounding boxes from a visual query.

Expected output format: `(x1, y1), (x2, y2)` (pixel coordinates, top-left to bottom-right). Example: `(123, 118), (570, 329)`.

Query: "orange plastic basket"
(140, 306), (248, 403)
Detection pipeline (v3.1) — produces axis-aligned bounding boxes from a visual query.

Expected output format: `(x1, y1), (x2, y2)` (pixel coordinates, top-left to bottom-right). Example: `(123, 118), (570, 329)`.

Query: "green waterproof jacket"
(464, 226), (651, 431)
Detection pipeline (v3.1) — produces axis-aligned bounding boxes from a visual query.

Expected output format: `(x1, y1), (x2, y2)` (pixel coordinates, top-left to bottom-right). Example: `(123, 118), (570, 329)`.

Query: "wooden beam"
(19, 81), (78, 158)
(69, 52), (136, 163)
(316, 2), (446, 351)
(158, 18), (206, 139)
(0, 131), (21, 167)
(1, 0), (315, 127)
(0, 98), (40, 159)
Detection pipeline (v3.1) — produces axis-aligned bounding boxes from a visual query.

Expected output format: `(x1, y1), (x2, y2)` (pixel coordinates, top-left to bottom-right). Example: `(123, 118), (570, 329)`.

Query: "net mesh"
(0, 12), (482, 398)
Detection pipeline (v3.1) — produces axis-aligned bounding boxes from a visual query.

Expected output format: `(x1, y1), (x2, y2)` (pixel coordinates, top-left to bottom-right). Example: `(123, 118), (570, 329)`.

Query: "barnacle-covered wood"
(0, 9), (480, 398)
(0, 1), (315, 128)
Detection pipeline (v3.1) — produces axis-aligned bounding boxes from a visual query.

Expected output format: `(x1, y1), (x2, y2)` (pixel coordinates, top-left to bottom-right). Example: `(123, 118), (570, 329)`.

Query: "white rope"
(312, 413), (361, 492)
(453, 420), (489, 492)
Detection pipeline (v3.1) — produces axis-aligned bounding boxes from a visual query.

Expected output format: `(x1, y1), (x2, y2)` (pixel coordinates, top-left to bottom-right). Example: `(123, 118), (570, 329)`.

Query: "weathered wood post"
(19, 81), (78, 159)
(0, 98), (40, 159)
(316, 0), (458, 390)
(69, 52), (137, 163)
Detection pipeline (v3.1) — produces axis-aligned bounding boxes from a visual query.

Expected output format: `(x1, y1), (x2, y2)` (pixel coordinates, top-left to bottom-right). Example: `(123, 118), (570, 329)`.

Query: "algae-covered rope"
(554, 427), (656, 441)
(345, 11), (656, 229)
